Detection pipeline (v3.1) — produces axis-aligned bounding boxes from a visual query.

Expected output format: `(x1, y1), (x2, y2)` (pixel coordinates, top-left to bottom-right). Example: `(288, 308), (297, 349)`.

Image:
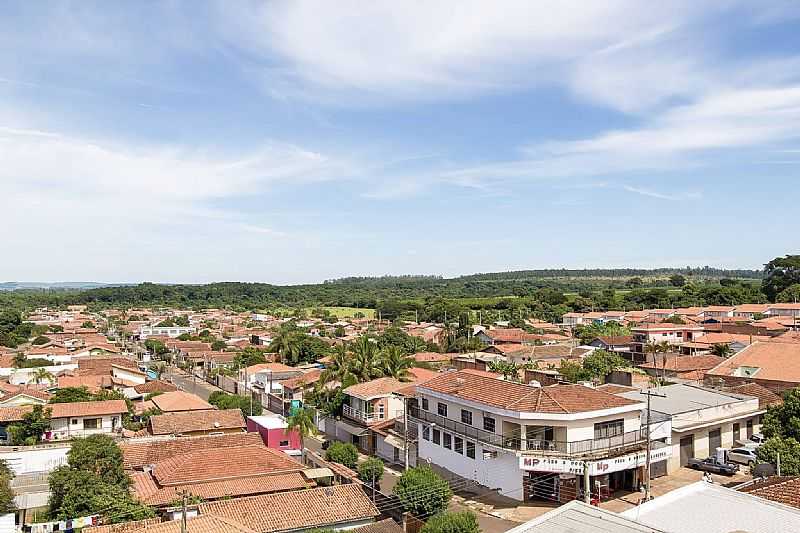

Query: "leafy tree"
(357, 457), (384, 484)
(626, 277), (643, 288)
(0, 460), (15, 515)
(32, 335), (51, 345)
(762, 387), (800, 440)
(81, 321), (95, 329)
(235, 346), (268, 369)
(286, 406), (316, 458)
(49, 387), (95, 403)
(144, 339), (168, 356)
(776, 284), (800, 304)
(67, 434), (129, 487)
(756, 437), (800, 475)
(394, 466), (452, 518)
(8, 404), (51, 445)
(487, 361), (520, 381)
(208, 391), (262, 417)
(421, 511), (480, 533)
(763, 255), (800, 301)
(669, 274), (686, 287)
(176, 332), (192, 341)
(32, 367), (55, 385)
(573, 322), (630, 345)
(325, 442), (359, 469)
(211, 339), (227, 351)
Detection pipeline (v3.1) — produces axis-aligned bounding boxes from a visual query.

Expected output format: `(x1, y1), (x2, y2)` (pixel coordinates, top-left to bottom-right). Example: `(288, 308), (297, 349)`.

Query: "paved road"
(166, 369), (223, 401)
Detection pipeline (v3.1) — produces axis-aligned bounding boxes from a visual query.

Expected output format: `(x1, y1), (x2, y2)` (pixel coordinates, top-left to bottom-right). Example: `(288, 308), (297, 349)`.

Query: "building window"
(460, 409), (473, 425)
(83, 418), (100, 430)
(433, 428), (441, 445)
(594, 419), (624, 439)
(466, 441), (475, 459)
(279, 440), (290, 447)
(437, 403), (448, 417)
(483, 416), (496, 433)
(71, 419), (79, 425)
(454, 436), (464, 454)
(443, 433), (452, 449)
(422, 426), (431, 441)
(422, 398), (429, 411)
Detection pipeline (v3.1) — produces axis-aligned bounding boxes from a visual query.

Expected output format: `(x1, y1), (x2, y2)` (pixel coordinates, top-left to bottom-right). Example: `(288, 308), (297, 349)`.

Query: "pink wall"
(246, 419), (301, 450)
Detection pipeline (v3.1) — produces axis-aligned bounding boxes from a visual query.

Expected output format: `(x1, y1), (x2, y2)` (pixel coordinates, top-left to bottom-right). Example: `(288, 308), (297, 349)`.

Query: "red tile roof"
(727, 382), (783, 408)
(738, 477), (800, 509)
(197, 484), (380, 533)
(706, 342), (800, 383)
(418, 371), (641, 414)
(148, 409), (245, 436)
(150, 391), (213, 413)
(122, 433), (264, 469)
(640, 355), (725, 372)
(133, 380), (178, 394)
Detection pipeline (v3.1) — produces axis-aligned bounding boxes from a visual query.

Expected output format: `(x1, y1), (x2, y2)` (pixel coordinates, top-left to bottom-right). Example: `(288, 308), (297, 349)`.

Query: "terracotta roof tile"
(351, 519), (403, 533)
(640, 355), (725, 372)
(150, 391), (213, 412)
(122, 433), (264, 469)
(86, 515), (257, 533)
(152, 445), (302, 486)
(738, 477), (800, 509)
(706, 342), (800, 383)
(133, 380), (178, 394)
(418, 371), (641, 414)
(280, 369), (322, 390)
(149, 409), (245, 436)
(197, 484), (379, 533)
(727, 382), (783, 408)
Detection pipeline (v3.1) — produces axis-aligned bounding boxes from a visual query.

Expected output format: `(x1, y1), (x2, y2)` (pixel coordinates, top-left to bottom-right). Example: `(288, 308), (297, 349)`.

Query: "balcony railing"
(409, 406), (646, 457)
(343, 404), (385, 424)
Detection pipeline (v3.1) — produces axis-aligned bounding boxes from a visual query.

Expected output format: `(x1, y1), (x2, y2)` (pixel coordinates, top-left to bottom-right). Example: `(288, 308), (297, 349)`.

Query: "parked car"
(687, 456), (739, 475)
(737, 433), (767, 448)
(727, 447), (758, 466)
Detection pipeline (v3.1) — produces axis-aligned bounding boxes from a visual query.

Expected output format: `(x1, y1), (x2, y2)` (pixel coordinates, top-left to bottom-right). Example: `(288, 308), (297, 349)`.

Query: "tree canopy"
(393, 465), (452, 518)
(421, 511), (480, 533)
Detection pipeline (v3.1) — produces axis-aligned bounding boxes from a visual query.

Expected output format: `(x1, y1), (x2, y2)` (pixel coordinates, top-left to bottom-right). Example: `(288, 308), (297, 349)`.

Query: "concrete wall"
(0, 446), (69, 475)
(48, 414), (120, 440)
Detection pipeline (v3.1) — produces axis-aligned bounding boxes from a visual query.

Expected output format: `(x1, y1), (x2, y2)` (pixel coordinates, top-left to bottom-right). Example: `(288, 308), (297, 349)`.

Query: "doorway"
(680, 435), (695, 466)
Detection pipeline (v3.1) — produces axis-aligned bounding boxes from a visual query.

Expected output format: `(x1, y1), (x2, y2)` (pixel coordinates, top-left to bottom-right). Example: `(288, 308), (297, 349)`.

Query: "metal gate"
(680, 435), (694, 466)
(708, 428), (721, 452)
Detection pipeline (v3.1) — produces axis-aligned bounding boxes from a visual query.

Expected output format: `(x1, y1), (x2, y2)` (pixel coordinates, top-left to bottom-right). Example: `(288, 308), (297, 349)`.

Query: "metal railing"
(409, 406), (646, 457)
(343, 404), (385, 424)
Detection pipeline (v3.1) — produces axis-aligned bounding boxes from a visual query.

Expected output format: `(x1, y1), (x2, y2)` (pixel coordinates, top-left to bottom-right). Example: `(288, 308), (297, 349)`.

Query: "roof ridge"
(541, 386), (569, 414)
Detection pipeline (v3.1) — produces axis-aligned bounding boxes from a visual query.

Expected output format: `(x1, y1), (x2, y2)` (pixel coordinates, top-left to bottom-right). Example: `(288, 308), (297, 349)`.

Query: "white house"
(138, 326), (195, 339)
(410, 370), (662, 503)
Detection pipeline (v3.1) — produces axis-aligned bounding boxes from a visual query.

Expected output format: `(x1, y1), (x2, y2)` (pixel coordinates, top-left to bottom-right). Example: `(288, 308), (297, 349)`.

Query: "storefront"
(520, 446), (672, 502)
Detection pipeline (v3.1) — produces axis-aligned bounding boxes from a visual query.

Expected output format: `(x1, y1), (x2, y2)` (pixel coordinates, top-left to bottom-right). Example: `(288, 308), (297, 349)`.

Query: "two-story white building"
(630, 323), (705, 362)
(410, 370), (663, 503)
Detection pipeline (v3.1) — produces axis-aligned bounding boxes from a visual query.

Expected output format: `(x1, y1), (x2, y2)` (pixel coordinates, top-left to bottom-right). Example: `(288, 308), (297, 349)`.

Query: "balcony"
(343, 404), (386, 425)
(409, 406), (647, 458)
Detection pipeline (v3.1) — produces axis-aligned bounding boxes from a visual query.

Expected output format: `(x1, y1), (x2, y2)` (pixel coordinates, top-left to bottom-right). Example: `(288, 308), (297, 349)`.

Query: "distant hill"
(0, 282), (128, 291)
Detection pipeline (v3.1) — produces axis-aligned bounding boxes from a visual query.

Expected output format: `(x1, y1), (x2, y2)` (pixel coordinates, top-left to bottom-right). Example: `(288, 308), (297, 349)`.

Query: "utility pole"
(583, 462), (590, 503)
(181, 491), (188, 533)
(640, 388), (667, 501)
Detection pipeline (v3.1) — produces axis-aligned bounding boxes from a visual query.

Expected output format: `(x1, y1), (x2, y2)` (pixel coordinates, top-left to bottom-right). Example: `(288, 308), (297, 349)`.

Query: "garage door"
(651, 460), (668, 478)
(709, 428), (722, 452)
(680, 435), (694, 466)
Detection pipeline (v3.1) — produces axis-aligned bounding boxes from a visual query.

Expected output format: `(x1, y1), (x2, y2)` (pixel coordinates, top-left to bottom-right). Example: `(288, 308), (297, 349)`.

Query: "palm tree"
(710, 343), (733, 357)
(32, 368), (54, 385)
(378, 346), (415, 381)
(269, 328), (301, 364)
(321, 343), (355, 387)
(351, 336), (381, 383)
(286, 406), (316, 461)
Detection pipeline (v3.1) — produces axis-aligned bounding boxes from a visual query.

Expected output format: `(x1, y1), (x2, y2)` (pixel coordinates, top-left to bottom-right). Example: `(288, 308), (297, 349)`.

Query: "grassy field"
(316, 306), (375, 319)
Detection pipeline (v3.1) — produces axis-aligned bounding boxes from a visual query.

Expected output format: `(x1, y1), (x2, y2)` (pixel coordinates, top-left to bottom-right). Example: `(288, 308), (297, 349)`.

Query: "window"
(279, 440), (290, 447)
(437, 403), (448, 417)
(433, 428), (441, 445)
(454, 436), (464, 454)
(83, 418), (100, 430)
(443, 433), (452, 449)
(422, 398), (429, 411)
(460, 409), (473, 425)
(71, 419), (79, 425)
(594, 419), (624, 439)
(422, 426), (431, 441)
(466, 441), (476, 459)
(483, 416), (496, 433)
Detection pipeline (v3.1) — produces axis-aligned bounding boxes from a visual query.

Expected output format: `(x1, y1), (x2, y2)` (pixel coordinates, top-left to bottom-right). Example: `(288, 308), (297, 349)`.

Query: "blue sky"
(1, 1), (799, 284)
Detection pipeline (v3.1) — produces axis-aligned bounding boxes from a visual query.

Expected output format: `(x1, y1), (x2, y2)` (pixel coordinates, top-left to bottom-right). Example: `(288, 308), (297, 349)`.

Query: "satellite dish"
(752, 463), (776, 478)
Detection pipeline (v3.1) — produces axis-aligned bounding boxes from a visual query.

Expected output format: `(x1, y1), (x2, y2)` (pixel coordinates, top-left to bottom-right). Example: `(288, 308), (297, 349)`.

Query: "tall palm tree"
(710, 343), (733, 357)
(351, 336), (381, 383)
(32, 368), (54, 385)
(321, 343), (355, 386)
(270, 329), (300, 364)
(286, 406), (316, 461)
(378, 346), (415, 382)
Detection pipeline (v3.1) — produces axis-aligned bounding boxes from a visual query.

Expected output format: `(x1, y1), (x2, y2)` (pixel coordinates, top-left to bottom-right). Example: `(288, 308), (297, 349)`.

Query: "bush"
(421, 511), (480, 533)
(325, 442), (358, 469)
(207, 391), (263, 417)
(393, 466), (452, 517)
(32, 335), (51, 345)
(357, 457), (384, 483)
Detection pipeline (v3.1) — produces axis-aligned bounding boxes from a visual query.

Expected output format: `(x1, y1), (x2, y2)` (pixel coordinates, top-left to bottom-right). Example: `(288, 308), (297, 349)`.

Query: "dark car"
(687, 456), (739, 475)
(321, 439), (332, 450)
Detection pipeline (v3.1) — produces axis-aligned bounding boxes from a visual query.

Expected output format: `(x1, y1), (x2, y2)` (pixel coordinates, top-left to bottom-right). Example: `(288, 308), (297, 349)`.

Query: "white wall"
(49, 414), (120, 440)
(417, 422), (523, 500)
(0, 446), (69, 475)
